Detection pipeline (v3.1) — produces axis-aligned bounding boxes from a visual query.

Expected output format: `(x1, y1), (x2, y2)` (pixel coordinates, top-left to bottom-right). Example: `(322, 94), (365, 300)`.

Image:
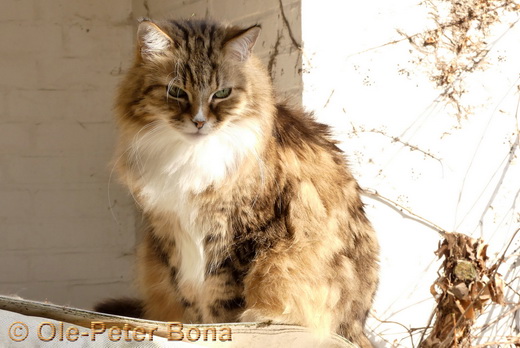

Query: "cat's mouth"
(183, 130), (210, 139)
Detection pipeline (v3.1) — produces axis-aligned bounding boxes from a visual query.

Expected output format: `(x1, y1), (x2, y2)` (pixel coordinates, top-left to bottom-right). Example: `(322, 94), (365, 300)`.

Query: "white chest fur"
(127, 120), (261, 286)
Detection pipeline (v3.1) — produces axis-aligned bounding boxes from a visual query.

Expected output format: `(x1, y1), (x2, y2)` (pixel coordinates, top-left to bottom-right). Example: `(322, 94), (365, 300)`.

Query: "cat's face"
(129, 20), (261, 140)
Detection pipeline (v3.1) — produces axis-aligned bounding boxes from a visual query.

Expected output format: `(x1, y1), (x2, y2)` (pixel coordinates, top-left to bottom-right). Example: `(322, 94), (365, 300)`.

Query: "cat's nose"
(193, 120), (206, 129)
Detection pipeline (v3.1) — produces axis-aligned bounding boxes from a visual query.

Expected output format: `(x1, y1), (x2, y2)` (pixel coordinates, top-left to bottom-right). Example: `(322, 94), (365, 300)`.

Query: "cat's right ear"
(137, 20), (173, 61)
(224, 25), (261, 62)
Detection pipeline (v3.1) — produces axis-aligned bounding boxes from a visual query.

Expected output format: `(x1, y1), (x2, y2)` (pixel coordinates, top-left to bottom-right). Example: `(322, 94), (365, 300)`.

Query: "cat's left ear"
(224, 25), (261, 62)
(137, 19), (173, 61)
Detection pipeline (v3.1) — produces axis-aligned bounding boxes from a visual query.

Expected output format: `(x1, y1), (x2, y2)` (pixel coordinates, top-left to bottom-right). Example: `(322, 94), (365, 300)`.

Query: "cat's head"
(117, 19), (273, 140)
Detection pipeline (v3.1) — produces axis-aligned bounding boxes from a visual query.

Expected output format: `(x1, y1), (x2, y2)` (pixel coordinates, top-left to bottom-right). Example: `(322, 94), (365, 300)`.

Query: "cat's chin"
(182, 132), (209, 141)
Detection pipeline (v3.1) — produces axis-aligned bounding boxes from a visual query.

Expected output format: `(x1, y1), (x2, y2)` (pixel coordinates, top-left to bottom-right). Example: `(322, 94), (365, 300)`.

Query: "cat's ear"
(224, 25), (261, 62)
(137, 19), (173, 61)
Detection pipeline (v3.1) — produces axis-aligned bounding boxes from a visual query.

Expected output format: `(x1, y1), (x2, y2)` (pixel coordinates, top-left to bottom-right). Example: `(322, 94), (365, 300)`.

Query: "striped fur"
(104, 18), (379, 347)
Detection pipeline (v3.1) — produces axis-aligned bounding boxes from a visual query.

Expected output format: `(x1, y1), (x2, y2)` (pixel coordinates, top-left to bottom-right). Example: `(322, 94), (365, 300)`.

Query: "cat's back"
(273, 103), (339, 152)
(270, 103), (355, 189)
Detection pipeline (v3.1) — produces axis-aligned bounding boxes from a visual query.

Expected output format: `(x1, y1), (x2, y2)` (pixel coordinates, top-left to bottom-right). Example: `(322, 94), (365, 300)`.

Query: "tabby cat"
(96, 18), (379, 347)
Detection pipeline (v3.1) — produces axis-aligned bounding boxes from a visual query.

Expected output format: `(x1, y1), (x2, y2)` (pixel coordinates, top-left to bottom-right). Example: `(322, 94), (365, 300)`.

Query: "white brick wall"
(0, 0), (137, 309)
(0, 0), (301, 310)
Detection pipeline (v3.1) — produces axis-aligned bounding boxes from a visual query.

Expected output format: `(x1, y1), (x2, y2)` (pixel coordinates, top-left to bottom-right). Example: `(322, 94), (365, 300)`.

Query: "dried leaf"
(476, 243), (488, 261)
(491, 274), (505, 305)
(462, 301), (475, 320)
(435, 242), (450, 258)
(479, 282), (492, 303)
(430, 283), (440, 298)
(450, 282), (469, 300)
(454, 299), (466, 315)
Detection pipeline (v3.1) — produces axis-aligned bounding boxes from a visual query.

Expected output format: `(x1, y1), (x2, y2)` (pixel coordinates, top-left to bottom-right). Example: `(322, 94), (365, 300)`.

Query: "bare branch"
(362, 188), (447, 236)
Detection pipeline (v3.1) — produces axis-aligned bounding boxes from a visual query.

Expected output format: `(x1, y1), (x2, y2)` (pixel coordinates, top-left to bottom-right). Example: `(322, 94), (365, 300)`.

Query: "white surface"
(0, 309), (200, 348)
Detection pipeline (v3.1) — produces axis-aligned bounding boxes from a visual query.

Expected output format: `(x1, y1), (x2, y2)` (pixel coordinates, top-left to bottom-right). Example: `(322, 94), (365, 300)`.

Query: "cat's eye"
(167, 86), (188, 99)
(213, 88), (232, 99)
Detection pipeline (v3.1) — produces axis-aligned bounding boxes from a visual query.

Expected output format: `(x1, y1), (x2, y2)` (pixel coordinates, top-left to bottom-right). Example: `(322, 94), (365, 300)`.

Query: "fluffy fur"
(97, 18), (379, 347)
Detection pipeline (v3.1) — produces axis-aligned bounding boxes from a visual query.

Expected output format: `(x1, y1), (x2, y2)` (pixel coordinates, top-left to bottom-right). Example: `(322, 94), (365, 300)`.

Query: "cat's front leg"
(240, 245), (375, 348)
(136, 227), (187, 322)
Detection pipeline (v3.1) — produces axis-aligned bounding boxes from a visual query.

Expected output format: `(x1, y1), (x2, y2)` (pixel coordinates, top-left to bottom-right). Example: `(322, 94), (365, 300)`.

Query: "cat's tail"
(93, 297), (143, 319)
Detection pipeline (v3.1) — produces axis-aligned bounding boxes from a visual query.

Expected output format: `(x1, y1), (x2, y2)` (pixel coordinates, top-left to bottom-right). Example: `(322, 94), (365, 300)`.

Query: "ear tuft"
(224, 26), (261, 62)
(137, 20), (173, 60)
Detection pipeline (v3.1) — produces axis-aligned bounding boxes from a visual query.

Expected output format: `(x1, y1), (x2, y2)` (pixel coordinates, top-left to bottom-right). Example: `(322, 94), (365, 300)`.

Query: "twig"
(323, 89), (335, 109)
(362, 188), (447, 236)
(471, 337), (520, 348)
(417, 308), (436, 347)
(473, 302), (520, 333)
(371, 313), (417, 348)
(362, 128), (443, 163)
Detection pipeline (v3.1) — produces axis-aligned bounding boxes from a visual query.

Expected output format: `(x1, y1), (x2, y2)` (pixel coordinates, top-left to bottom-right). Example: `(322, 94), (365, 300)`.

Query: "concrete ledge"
(0, 295), (356, 347)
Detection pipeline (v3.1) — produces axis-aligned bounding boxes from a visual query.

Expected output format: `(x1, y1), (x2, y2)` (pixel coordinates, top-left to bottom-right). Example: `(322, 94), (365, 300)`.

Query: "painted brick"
(3, 215), (136, 251)
(61, 24), (132, 59)
(262, 51), (302, 97)
(34, 56), (121, 91)
(0, 189), (33, 218)
(36, 0), (133, 24)
(0, 123), (34, 155)
(0, 161), (7, 184)
(28, 251), (134, 282)
(33, 122), (115, 156)
(0, 22), (63, 56)
(69, 280), (138, 310)
(6, 281), (73, 306)
(0, 252), (31, 283)
(0, 0), (138, 309)
(7, 155), (111, 185)
(133, 0), (209, 19)
(33, 187), (115, 218)
(8, 89), (119, 123)
(208, 0), (279, 22)
(0, 57), (40, 90)
(0, 92), (8, 118)
(0, 0), (36, 21)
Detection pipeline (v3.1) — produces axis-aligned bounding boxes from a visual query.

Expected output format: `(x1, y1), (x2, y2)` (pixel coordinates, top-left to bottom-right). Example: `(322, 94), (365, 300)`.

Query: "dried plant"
(419, 232), (506, 347)
(406, 0), (520, 118)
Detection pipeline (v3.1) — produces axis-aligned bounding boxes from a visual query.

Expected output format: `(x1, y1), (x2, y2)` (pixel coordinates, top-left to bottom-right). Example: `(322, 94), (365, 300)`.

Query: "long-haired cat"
(96, 18), (379, 347)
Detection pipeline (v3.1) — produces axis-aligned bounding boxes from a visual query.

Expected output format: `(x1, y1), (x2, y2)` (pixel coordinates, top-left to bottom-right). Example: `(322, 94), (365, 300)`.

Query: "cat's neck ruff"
(129, 117), (263, 216)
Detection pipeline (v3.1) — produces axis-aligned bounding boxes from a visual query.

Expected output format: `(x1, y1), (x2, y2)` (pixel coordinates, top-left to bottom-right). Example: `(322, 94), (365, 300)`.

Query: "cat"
(96, 18), (379, 348)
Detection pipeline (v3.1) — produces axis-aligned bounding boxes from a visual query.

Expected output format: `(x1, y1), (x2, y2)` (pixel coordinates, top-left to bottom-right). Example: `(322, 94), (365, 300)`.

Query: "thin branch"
(323, 89), (335, 109)
(417, 308), (436, 347)
(362, 188), (447, 236)
(362, 128), (443, 163)
(473, 302), (520, 333)
(371, 313), (417, 348)
(471, 337), (520, 348)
